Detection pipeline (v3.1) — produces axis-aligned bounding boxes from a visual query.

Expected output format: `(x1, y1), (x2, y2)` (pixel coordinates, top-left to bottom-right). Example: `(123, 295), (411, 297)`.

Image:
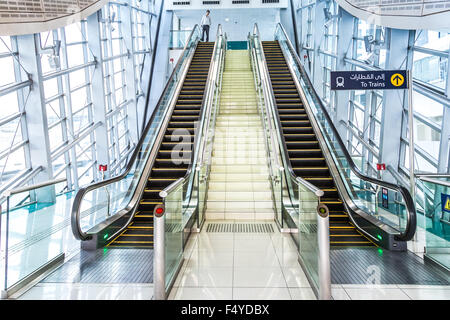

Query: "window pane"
(414, 119), (441, 161)
(413, 91), (443, 126)
(0, 117), (22, 152)
(0, 91), (20, 118)
(0, 147), (26, 184)
(413, 52), (448, 89)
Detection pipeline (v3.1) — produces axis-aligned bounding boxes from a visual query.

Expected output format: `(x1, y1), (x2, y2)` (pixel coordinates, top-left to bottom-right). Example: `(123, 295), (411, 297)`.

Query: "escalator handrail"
(71, 25), (202, 241)
(274, 22), (416, 241)
(252, 24), (324, 198)
(160, 25), (224, 199)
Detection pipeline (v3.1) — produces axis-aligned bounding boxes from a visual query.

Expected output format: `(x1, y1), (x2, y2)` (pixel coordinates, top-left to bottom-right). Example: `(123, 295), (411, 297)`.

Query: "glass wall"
(399, 30), (450, 175)
(292, 0), (450, 263)
(0, 0), (160, 204)
(0, 36), (30, 193)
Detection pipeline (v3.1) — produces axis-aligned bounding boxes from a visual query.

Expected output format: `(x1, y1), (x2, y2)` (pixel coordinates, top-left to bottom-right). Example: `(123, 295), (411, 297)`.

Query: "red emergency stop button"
(154, 204), (165, 218)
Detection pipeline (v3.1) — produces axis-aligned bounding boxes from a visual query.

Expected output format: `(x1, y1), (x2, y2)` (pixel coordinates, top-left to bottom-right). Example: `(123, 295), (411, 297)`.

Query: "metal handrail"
(2, 178), (67, 198)
(160, 25), (225, 199)
(248, 34), (281, 176)
(154, 27), (226, 300)
(417, 176), (450, 188)
(274, 22), (416, 241)
(71, 25), (202, 241)
(197, 32), (227, 171)
(252, 23), (324, 198)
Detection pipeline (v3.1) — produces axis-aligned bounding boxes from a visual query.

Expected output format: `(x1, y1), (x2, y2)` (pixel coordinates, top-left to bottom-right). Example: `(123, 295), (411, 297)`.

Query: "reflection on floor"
(169, 221), (450, 300)
(11, 248), (154, 300)
(168, 221), (316, 300)
(14, 283), (153, 300)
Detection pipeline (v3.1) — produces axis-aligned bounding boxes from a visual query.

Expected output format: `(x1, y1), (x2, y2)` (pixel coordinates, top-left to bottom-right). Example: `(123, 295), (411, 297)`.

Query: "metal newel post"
(317, 204), (331, 300)
(153, 204), (165, 300)
(3, 196), (10, 296)
(407, 70), (415, 201)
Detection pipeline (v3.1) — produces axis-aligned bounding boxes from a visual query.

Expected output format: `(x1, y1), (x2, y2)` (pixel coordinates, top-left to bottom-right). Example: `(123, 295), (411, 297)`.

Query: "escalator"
(107, 42), (215, 248)
(71, 24), (222, 250)
(261, 41), (375, 247)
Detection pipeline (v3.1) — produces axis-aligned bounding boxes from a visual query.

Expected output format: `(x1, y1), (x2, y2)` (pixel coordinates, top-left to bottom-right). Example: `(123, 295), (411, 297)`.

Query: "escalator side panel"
(108, 42), (215, 248)
(262, 41), (375, 247)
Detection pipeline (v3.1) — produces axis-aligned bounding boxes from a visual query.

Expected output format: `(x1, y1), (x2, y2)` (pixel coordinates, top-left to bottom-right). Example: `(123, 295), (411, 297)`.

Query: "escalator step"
(108, 42), (214, 249)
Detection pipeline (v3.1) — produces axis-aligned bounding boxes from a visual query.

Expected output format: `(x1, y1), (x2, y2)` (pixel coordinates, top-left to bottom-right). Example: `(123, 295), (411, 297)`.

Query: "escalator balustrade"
(261, 41), (375, 247)
(107, 42), (215, 248)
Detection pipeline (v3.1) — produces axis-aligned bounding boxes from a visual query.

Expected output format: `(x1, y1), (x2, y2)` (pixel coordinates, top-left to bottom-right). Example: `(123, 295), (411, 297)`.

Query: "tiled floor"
(12, 282), (153, 300)
(168, 222), (450, 300)
(168, 221), (317, 300)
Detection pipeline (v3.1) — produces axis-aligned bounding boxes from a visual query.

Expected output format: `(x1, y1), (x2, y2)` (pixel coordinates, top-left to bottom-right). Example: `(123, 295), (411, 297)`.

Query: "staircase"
(205, 50), (274, 220)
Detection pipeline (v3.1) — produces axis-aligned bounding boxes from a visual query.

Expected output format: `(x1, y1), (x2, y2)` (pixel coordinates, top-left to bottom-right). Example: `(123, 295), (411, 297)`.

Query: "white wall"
(167, 0), (288, 10)
(174, 8), (282, 41)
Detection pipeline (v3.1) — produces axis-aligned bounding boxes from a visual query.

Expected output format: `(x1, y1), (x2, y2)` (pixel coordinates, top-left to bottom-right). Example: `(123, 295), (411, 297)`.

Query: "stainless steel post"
(153, 209), (165, 300)
(407, 70), (415, 201)
(317, 208), (331, 300)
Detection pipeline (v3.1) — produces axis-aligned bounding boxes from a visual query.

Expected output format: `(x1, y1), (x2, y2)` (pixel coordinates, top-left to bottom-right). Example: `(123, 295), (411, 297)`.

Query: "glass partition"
(1, 179), (68, 293)
(74, 27), (201, 238)
(297, 178), (322, 290)
(159, 26), (225, 293)
(416, 176), (450, 270)
(184, 29), (225, 229)
(274, 24), (413, 238)
(164, 180), (183, 288)
(169, 30), (194, 49)
(249, 24), (329, 299)
(249, 31), (285, 228)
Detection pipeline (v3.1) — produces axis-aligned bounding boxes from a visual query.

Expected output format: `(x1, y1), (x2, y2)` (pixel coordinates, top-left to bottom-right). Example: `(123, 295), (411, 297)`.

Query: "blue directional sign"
(331, 70), (408, 90)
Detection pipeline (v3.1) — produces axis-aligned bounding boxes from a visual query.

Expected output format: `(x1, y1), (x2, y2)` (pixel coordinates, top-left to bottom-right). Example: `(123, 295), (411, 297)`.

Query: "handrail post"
(317, 207), (331, 300)
(153, 203), (165, 300)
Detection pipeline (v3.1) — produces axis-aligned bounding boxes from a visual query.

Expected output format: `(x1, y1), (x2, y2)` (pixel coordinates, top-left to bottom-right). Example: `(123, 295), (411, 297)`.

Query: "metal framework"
(0, 0), (160, 203)
(293, 0), (450, 186)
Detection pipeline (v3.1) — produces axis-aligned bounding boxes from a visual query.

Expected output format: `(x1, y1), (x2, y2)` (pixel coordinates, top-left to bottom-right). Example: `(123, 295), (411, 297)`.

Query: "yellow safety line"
(128, 226), (154, 229)
(330, 225), (355, 229)
(106, 228), (128, 247)
(113, 241), (154, 244)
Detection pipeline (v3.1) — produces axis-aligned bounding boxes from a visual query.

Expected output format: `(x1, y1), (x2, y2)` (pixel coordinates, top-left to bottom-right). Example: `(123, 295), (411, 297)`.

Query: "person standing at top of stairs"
(201, 10), (211, 42)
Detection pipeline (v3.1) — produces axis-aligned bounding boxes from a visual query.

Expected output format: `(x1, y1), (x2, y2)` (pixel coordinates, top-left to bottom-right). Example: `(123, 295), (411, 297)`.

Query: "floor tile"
(288, 287), (317, 300)
(187, 251), (234, 267)
(18, 283), (124, 300)
(234, 250), (280, 267)
(344, 287), (411, 300)
(400, 288), (450, 300)
(173, 287), (233, 300)
(233, 287), (291, 300)
(115, 284), (153, 300)
(281, 266), (311, 287)
(233, 267), (287, 288)
(331, 288), (351, 300)
(175, 267), (233, 287)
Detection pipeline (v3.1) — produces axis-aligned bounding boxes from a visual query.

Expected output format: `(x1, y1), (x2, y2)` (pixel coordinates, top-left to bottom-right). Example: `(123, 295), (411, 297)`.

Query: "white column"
(16, 34), (55, 202)
(87, 12), (111, 178)
(379, 28), (410, 183)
